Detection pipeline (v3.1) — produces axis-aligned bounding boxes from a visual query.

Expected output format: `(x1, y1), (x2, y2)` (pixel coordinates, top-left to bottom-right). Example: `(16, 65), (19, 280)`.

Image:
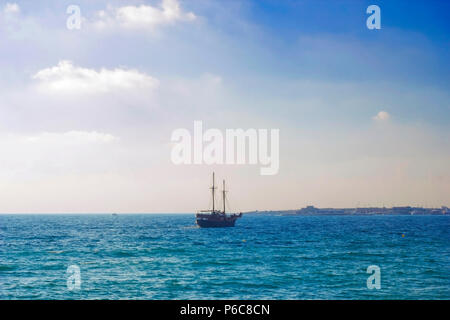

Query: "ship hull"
(196, 218), (237, 228)
(196, 212), (242, 228)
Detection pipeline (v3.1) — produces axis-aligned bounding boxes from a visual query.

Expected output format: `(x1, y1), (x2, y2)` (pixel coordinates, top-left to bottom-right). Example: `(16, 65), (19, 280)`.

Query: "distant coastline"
(245, 205), (449, 216)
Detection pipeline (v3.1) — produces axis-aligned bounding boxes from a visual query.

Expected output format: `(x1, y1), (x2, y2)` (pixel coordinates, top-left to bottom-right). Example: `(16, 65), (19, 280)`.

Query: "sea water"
(0, 214), (448, 299)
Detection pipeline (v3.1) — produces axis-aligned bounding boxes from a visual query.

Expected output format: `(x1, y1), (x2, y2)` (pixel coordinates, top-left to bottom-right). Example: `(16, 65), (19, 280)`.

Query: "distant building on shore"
(245, 205), (448, 216)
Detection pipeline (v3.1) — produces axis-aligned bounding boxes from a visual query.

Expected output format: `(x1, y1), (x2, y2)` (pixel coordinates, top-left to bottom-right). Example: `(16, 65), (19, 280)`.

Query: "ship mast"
(222, 180), (226, 214)
(211, 172), (216, 212)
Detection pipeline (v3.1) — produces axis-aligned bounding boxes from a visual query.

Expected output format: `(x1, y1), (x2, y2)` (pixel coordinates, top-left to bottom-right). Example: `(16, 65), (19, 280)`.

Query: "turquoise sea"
(0, 214), (449, 299)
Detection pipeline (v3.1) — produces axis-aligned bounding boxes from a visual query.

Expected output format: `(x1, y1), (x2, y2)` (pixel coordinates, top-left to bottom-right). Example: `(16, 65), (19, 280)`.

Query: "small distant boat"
(196, 172), (242, 228)
(112, 213), (118, 216)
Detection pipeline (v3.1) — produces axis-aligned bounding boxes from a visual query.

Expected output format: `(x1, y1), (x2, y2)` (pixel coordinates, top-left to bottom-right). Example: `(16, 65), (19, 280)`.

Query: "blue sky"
(0, 0), (448, 212)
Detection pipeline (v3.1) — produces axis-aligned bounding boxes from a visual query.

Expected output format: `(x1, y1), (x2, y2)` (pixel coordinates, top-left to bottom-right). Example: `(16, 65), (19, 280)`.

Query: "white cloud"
(373, 111), (390, 121)
(92, 0), (196, 31)
(25, 131), (118, 144)
(3, 3), (20, 14)
(32, 60), (159, 94)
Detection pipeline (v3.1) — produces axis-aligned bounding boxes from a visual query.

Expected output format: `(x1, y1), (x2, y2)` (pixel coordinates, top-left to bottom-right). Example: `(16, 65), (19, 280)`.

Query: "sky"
(0, 0), (448, 213)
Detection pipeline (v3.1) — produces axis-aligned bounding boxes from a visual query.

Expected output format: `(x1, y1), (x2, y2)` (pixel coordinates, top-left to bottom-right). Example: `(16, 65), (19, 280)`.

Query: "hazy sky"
(0, 0), (449, 213)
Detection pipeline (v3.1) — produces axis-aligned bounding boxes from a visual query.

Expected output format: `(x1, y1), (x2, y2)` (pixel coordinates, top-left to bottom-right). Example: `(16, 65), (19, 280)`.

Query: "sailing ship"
(196, 172), (242, 228)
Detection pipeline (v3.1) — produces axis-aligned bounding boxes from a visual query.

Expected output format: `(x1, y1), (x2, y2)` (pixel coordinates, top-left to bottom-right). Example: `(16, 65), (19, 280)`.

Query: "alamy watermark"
(65, 4), (380, 31)
(66, 264), (81, 290)
(366, 5), (381, 30)
(66, 5), (81, 30)
(171, 121), (280, 175)
(366, 265), (381, 289)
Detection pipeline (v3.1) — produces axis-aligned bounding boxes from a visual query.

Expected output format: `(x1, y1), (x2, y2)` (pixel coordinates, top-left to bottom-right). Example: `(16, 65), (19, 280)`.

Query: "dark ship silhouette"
(196, 172), (242, 228)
